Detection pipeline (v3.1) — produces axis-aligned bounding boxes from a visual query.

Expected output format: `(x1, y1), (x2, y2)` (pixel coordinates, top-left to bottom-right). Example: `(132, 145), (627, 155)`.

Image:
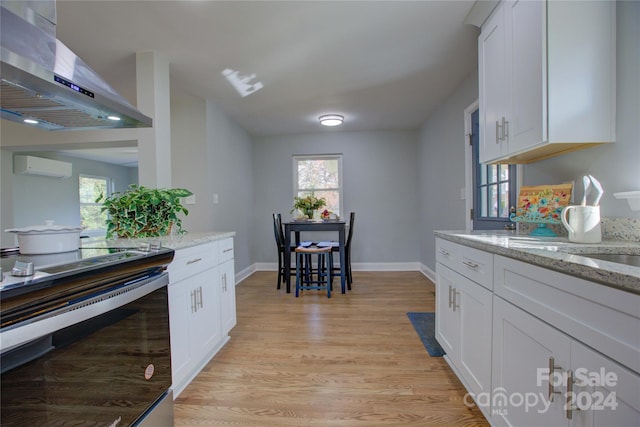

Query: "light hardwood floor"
(174, 271), (489, 426)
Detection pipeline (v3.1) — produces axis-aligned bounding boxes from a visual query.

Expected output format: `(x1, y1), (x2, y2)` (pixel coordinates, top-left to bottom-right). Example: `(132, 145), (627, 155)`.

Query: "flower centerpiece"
(290, 192), (326, 219)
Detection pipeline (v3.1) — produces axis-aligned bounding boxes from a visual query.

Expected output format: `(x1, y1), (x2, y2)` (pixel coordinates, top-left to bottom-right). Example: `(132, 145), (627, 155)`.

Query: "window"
(79, 175), (111, 235)
(471, 109), (517, 229)
(293, 155), (342, 216)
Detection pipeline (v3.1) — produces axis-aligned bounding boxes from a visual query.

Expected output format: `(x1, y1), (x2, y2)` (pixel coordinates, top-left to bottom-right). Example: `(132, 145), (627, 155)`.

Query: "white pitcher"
(561, 205), (602, 243)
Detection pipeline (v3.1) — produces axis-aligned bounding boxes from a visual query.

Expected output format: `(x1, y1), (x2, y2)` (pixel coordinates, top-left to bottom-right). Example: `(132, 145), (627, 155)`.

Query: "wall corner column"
(136, 50), (171, 188)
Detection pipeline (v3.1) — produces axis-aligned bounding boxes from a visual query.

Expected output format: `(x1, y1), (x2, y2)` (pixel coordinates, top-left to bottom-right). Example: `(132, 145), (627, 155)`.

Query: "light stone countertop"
(434, 230), (640, 295)
(81, 231), (235, 251)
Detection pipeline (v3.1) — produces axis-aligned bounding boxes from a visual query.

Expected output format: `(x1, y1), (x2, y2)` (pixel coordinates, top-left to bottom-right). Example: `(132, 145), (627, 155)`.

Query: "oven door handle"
(0, 273), (169, 353)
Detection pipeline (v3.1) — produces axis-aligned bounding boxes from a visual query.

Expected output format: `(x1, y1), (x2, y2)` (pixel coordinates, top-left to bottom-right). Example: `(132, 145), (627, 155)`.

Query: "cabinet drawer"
(436, 238), (493, 290)
(218, 238), (234, 264)
(168, 241), (219, 284)
(494, 255), (640, 374)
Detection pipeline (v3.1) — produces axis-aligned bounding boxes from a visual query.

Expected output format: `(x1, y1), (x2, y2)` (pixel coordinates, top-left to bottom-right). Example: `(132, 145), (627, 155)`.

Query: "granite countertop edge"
(433, 230), (640, 295)
(81, 231), (235, 251)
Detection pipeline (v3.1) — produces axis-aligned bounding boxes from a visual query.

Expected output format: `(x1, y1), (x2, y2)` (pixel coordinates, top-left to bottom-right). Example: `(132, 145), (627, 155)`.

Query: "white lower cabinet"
(435, 237), (640, 427)
(167, 238), (236, 397)
(493, 296), (640, 427)
(219, 258), (236, 335)
(436, 265), (493, 414)
(435, 239), (493, 417)
(492, 295), (571, 426)
(168, 266), (222, 394)
(570, 341), (640, 427)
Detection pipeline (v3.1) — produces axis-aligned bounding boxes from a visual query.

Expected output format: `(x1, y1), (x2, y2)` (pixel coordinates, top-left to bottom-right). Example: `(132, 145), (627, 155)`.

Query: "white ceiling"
(51, 0), (480, 164)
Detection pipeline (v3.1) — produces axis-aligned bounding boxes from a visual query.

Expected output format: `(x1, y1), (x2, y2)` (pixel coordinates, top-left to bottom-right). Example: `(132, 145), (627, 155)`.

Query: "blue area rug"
(407, 312), (445, 357)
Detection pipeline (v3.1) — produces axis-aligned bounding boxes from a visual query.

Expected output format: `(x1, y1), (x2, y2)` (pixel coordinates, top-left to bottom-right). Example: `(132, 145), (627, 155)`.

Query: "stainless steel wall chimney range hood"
(0, 1), (152, 130)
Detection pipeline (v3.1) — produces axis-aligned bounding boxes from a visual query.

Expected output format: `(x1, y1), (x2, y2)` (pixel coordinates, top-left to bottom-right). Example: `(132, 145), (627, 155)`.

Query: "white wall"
(170, 87), (254, 272)
(0, 151), (135, 247)
(252, 130), (420, 267)
(207, 101), (254, 273)
(521, 0), (640, 218)
(416, 1), (640, 274)
(418, 71), (479, 272)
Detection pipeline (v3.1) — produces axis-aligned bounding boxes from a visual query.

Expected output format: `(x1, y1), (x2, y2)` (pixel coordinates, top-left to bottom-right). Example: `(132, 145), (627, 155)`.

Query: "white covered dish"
(5, 221), (83, 254)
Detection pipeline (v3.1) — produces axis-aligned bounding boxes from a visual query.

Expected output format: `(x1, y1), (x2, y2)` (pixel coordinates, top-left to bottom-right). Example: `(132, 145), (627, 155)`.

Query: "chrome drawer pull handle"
(186, 258), (202, 265)
(439, 249), (450, 256)
(462, 260), (479, 269)
(223, 248), (233, 253)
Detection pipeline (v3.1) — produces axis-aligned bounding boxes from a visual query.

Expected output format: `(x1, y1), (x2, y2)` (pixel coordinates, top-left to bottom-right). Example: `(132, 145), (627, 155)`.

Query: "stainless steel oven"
(0, 247), (175, 426)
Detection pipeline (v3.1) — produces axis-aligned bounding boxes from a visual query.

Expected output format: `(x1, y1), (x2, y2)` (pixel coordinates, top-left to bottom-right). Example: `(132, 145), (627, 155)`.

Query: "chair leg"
(295, 252), (301, 297)
(277, 252), (283, 289)
(346, 252), (352, 290)
(327, 252), (333, 297)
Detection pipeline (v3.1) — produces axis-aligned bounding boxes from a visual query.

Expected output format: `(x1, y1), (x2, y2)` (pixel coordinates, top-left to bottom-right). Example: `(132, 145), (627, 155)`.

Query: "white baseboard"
(420, 263), (436, 283)
(251, 262), (434, 275)
(234, 264), (256, 285)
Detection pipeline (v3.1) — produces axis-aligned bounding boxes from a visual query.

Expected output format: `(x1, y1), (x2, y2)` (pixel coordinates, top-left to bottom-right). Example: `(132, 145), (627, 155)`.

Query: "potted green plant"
(97, 185), (193, 238)
(290, 192), (327, 219)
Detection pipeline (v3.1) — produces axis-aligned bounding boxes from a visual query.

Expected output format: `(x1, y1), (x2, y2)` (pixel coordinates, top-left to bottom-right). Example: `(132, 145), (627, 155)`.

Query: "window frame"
(292, 154), (343, 216)
(79, 174), (112, 237)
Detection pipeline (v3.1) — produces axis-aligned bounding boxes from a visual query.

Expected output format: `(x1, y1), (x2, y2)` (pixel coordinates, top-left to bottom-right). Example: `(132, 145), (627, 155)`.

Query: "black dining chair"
(272, 213), (313, 289)
(318, 211), (355, 290)
(273, 213), (291, 289)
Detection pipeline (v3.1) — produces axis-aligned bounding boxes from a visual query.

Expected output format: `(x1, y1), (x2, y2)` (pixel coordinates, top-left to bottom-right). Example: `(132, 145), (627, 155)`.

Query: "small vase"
(304, 209), (315, 219)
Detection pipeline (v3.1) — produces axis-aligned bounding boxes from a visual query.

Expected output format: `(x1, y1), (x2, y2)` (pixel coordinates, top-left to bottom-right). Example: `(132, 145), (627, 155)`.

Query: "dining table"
(283, 219), (347, 294)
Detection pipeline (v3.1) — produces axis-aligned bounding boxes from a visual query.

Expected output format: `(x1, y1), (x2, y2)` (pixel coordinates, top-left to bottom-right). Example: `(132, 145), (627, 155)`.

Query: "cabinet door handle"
(566, 369), (574, 420)
(187, 258), (202, 265)
(452, 288), (460, 312)
(190, 290), (197, 313)
(496, 120), (502, 144)
(448, 285), (453, 308)
(502, 117), (509, 140)
(548, 357), (562, 402)
(462, 260), (479, 270)
(198, 286), (203, 309)
(223, 248), (233, 254)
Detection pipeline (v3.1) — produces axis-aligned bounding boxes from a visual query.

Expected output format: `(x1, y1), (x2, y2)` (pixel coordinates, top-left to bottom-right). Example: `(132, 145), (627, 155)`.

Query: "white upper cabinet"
(479, 0), (616, 164)
(479, 2), (508, 162)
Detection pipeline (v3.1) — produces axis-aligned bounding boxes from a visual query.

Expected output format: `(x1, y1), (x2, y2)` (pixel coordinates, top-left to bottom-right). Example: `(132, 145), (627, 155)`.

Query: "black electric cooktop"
(0, 246), (174, 299)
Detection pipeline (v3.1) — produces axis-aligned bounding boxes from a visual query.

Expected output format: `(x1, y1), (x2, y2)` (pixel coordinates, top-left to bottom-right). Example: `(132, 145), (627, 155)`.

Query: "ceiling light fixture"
(107, 115), (121, 121)
(23, 118), (39, 124)
(319, 114), (343, 127)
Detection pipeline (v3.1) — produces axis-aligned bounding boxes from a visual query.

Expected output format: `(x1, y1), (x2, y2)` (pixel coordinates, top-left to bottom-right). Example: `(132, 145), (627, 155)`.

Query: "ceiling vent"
(14, 155), (72, 178)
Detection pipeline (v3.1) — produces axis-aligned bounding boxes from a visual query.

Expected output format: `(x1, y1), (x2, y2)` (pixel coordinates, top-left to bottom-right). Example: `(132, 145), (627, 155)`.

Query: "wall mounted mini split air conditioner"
(14, 155), (72, 178)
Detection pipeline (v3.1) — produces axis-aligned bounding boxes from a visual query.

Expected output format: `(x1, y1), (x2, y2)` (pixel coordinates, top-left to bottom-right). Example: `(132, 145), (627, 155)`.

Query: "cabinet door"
(219, 259), (236, 335)
(190, 267), (222, 359)
(505, 0), (544, 153)
(492, 296), (570, 427)
(479, 2), (508, 163)
(458, 273), (493, 398)
(168, 278), (194, 388)
(569, 341), (640, 427)
(435, 263), (460, 359)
